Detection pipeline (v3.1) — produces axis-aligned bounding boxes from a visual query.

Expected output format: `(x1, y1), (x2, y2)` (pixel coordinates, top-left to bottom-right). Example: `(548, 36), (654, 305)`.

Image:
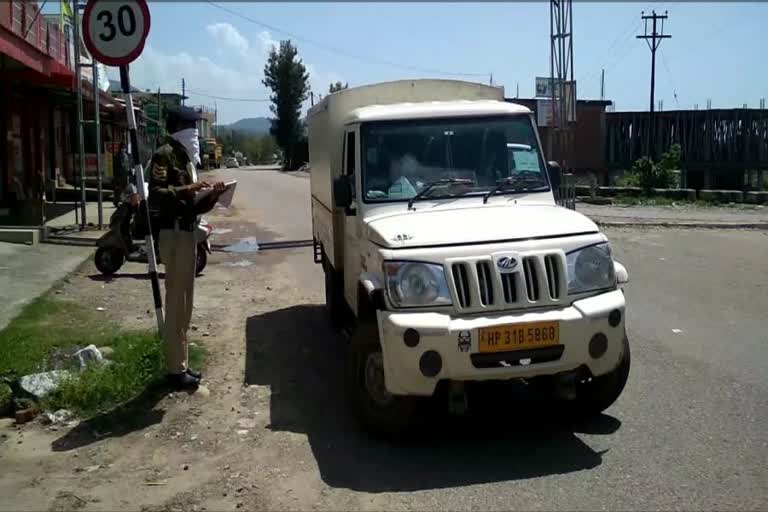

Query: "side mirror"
(547, 161), (562, 192)
(333, 174), (353, 209)
(614, 261), (629, 285)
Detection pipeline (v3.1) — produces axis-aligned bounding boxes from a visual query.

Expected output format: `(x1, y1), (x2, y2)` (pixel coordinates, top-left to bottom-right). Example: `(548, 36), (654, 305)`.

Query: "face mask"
(171, 128), (201, 166)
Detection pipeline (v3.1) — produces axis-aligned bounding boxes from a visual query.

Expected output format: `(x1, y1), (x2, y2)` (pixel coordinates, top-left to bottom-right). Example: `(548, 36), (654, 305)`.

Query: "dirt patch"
(0, 200), (325, 511)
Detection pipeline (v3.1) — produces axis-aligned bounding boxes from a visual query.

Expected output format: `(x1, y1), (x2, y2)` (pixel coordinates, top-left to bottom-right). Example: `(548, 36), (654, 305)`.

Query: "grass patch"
(0, 295), (108, 376)
(0, 293), (205, 417)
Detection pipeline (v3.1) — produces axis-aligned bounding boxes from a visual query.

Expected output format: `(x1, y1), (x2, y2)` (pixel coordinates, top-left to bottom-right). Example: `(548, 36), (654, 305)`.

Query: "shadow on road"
(245, 304), (620, 492)
(51, 383), (168, 452)
(88, 272), (166, 282)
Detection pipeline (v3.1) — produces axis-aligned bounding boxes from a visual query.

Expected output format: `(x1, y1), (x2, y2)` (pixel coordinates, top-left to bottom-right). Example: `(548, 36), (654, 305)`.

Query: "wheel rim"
(364, 352), (393, 406)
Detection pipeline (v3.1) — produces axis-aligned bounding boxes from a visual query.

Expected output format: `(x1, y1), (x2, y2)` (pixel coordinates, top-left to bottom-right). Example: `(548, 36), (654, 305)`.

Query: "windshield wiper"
(483, 176), (547, 204)
(407, 178), (475, 210)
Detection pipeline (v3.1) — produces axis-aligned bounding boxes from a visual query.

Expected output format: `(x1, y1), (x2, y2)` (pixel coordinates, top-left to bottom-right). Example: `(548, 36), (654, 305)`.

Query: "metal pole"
(600, 69), (605, 100)
(73, 0), (86, 227)
(649, 13), (657, 158)
(120, 65), (164, 334)
(94, 62), (102, 229)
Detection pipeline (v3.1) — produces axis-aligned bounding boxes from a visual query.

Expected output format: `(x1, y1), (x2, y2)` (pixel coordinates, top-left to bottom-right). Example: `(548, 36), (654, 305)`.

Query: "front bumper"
(378, 289), (627, 396)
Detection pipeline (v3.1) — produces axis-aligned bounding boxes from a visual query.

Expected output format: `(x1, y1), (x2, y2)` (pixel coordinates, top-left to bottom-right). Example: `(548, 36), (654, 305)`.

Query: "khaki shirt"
(148, 137), (197, 230)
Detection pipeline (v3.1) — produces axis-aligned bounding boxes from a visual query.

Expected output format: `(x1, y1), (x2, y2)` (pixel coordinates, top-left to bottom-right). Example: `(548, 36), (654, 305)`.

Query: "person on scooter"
(148, 106), (225, 390)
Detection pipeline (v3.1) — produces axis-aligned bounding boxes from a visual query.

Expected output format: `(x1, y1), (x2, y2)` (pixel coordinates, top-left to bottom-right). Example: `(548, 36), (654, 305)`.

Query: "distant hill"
(222, 117), (271, 135)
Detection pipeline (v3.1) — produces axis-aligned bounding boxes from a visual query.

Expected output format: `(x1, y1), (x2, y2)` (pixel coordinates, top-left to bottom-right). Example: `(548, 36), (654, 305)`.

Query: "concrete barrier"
(0, 228), (40, 245)
(597, 186), (643, 197)
(578, 196), (613, 205)
(698, 190), (747, 203)
(745, 191), (768, 204)
(652, 188), (697, 201)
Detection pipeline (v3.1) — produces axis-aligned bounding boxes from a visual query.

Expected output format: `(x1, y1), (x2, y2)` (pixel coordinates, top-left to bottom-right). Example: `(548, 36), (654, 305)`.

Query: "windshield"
(361, 115), (549, 203)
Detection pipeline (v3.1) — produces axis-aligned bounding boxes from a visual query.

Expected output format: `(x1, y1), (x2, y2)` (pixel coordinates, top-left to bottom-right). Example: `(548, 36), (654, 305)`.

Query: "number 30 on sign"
(82, 0), (151, 67)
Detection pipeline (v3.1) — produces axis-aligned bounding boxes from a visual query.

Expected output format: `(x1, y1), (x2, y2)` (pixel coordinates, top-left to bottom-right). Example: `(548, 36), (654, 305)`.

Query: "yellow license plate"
(478, 321), (560, 353)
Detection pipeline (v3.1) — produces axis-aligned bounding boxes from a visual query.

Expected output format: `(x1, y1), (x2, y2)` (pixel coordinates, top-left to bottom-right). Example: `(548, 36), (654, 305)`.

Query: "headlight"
(384, 261), (452, 308)
(566, 243), (616, 294)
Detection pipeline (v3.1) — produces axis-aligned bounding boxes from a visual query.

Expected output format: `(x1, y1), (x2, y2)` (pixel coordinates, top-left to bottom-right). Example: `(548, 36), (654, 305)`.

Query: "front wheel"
(195, 244), (208, 276)
(346, 322), (424, 439)
(573, 335), (631, 416)
(94, 247), (126, 275)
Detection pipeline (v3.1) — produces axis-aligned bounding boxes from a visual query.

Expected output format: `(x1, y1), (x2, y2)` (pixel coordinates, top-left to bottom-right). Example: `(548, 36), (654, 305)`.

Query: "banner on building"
(537, 100), (553, 127)
(535, 77), (576, 100)
(76, 153), (113, 179)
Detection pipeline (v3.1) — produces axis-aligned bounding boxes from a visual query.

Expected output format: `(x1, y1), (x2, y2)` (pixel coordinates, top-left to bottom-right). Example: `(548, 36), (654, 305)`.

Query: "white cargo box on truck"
(308, 79), (504, 269)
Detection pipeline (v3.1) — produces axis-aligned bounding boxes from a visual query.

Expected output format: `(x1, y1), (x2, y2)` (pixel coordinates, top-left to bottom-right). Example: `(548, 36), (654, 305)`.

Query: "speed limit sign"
(82, 0), (151, 66)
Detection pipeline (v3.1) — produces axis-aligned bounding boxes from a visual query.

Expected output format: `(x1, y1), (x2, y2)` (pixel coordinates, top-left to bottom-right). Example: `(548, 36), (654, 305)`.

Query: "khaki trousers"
(159, 227), (196, 374)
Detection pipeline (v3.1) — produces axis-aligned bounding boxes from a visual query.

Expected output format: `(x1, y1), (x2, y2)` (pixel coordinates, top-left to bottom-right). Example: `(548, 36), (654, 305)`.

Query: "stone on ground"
(19, 370), (71, 399)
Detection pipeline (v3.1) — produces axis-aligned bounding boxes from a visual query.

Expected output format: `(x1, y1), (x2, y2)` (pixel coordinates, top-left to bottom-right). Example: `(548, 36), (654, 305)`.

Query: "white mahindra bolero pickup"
(309, 80), (630, 438)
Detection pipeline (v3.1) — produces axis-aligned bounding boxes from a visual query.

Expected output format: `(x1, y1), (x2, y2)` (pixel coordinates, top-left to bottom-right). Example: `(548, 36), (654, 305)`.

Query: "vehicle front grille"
(448, 252), (567, 312)
(476, 261), (494, 306)
(451, 263), (471, 309)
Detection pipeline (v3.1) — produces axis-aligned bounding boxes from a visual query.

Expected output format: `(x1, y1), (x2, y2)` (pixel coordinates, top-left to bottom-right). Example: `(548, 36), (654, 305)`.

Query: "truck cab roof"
(345, 100), (531, 124)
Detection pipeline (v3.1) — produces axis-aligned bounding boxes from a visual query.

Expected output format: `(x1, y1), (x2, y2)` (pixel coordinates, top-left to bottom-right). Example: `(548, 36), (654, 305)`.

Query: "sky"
(94, 1), (768, 124)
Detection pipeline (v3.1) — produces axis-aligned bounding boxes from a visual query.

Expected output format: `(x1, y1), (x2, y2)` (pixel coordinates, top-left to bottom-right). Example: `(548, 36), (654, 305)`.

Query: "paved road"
(217, 169), (767, 510)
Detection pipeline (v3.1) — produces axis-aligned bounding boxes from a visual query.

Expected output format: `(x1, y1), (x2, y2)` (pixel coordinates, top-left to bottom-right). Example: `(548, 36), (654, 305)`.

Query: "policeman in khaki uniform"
(149, 106), (225, 389)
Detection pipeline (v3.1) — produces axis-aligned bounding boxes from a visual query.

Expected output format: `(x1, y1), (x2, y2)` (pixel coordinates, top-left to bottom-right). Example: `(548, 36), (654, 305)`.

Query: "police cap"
(166, 106), (202, 132)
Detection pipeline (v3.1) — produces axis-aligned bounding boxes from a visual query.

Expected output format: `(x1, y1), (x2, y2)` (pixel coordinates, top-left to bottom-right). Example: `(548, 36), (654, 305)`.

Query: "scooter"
(94, 200), (213, 276)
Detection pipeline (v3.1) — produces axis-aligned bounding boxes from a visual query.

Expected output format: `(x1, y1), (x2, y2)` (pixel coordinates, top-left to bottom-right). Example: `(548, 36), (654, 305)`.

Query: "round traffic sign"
(83, 0), (151, 66)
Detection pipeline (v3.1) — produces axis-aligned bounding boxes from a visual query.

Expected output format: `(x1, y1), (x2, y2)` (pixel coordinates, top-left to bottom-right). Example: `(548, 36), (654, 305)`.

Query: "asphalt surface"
(216, 168), (767, 510)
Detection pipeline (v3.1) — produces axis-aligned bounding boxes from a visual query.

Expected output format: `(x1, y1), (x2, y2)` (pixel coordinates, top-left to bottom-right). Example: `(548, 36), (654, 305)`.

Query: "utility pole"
(516, 81), (519, 98)
(637, 10), (671, 159)
(156, 87), (161, 150)
(182, 78), (186, 106)
(549, 0), (576, 170)
(600, 69), (605, 101)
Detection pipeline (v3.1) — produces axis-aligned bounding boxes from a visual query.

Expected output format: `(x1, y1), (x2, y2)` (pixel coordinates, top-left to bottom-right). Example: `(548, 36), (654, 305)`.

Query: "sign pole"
(83, 0), (157, 330)
(120, 65), (164, 334)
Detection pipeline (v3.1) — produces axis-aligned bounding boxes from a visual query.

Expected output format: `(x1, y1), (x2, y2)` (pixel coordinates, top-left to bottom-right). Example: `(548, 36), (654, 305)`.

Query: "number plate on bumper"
(478, 321), (560, 353)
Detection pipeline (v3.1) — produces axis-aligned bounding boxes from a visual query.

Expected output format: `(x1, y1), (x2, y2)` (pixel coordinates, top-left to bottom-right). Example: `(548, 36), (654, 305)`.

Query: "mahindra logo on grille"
(497, 256), (518, 270)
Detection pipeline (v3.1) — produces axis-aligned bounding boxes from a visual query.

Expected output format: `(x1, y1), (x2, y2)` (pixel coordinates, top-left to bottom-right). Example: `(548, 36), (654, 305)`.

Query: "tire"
(346, 321), (424, 439)
(94, 247), (125, 275)
(574, 335), (631, 416)
(195, 245), (208, 276)
(323, 259), (345, 328)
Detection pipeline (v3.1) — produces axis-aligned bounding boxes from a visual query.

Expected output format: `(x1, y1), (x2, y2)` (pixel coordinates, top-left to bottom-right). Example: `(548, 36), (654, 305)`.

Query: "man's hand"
(190, 182), (209, 192)
(212, 182), (226, 194)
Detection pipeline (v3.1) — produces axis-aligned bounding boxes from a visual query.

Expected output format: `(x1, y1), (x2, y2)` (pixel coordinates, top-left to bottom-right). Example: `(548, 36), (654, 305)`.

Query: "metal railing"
(556, 172), (577, 210)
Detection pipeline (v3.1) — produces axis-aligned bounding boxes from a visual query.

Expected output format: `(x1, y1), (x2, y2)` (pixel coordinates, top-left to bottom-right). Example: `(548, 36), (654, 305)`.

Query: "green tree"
(262, 40), (310, 170)
(329, 81), (348, 93)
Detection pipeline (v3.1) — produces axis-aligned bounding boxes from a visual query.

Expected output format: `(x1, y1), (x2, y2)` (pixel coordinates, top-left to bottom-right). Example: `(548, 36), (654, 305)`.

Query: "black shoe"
(186, 368), (202, 380)
(168, 372), (200, 390)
